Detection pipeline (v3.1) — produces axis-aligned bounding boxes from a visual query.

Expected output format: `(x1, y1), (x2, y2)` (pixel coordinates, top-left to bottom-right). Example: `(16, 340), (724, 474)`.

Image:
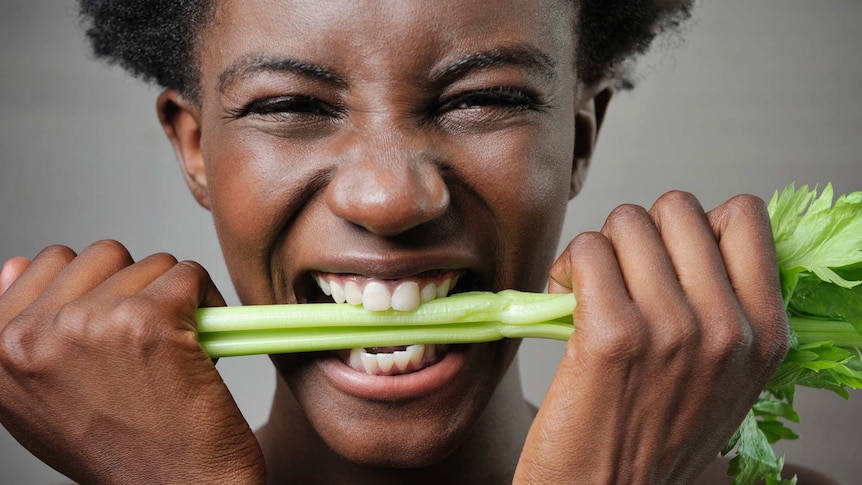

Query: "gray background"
(1, 0), (860, 482)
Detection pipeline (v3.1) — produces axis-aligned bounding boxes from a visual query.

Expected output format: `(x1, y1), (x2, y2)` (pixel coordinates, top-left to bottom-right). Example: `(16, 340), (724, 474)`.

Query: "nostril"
(326, 161), (450, 236)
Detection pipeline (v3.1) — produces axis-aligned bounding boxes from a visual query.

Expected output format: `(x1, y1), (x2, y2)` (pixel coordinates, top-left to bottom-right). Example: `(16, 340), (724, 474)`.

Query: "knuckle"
(88, 239), (134, 267)
(580, 319), (647, 363)
(563, 232), (613, 272)
(651, 190), (701, 215)
(111, 296), (156, 326)
(109, 297), (162, 347)
(0, 316), (43, 374)
(175, 260), (212, 287)
(725, 193), (767, 216)
(702, 315), (750, 363)
(603, 204), (654, 240)
(755, 311), (791, 368)
(146, 252), (180, 269)
(176, 259), (207, 275)
(568, 231), (610, 256)
(35, 244), (77, 263)
(656, 324), (701, 363)
(700, 306), (790, 374)
(606, 203), (650, 226)
(714, 194), (769, 229)
(53, 301), (96, 340)
(657, 189), (699, 206)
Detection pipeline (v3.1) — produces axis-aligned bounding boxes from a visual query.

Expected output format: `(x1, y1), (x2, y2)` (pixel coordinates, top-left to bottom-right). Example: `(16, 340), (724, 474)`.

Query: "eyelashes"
(436, 86), (548, 114)
(225, 95), (344, 122)
(225, 86), (549, 126)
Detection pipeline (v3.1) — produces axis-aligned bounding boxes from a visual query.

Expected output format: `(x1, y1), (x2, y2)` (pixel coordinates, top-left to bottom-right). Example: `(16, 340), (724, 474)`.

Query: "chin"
(290, 372), (486, 469)
(322, 420), (469, 469)
(271, 338), (520, 469)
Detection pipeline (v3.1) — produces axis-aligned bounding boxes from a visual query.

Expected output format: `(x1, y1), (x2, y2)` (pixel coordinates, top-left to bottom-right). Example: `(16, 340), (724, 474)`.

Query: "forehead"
(199, 0), (575, 91)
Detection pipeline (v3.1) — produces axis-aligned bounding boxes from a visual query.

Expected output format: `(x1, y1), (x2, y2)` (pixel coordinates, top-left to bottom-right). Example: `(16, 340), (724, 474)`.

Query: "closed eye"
(434, 86), (548, 127)
(438, 86), (546, 113)
(225, 95), (343, 123)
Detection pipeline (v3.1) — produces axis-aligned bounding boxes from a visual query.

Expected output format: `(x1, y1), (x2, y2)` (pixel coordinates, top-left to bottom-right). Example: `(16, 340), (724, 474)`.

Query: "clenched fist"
(0, 240), (265, 484)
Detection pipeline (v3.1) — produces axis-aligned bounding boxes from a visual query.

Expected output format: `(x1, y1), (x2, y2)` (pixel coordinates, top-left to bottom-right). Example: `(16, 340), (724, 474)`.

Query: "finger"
(706, 195), (788, 363)
(0, 246), (76, 329)
(84, 253), (181, 301)
(600, 203), (689, 324)
(28, 240), (134, 316)
(648, 191), (755, 357)
(549, 232), (628, 301)
(648, 192), (739, 312)
(138, 260), (226, 333)
(550, 232), (643, 349)
(549, 232), (627, 301)
(525, 233), (646, 483)
(601, 204), (707, 458)
(0, 257), (31, 296)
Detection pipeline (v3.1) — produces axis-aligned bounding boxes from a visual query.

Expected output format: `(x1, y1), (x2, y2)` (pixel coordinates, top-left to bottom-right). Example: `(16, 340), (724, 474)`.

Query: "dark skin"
(0, 0), (835, 483)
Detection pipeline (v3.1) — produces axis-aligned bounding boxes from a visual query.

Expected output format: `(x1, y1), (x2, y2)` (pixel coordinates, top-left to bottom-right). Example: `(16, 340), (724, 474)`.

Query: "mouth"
(308, 269), (472, 377)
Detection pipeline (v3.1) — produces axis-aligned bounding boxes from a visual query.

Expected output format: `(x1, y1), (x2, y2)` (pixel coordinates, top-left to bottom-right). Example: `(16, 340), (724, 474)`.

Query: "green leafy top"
(770, 183), (862, 297)
(726, 184), (862, 485)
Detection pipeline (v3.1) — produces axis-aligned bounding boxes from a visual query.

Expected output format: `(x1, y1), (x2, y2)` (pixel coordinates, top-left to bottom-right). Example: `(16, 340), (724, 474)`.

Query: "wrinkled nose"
(325, 136), (450, 237)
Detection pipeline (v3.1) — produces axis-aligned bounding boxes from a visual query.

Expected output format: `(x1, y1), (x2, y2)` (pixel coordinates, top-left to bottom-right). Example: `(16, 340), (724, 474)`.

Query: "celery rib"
(198, 321), (575, 357)
(197, 300), (862, 358)
(790, 316), (862, 347)
(196, 291), (576, 358)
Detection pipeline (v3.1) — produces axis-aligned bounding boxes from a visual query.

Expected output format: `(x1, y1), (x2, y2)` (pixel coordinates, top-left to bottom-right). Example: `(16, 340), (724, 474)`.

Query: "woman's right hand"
(0, 240), (265, 484)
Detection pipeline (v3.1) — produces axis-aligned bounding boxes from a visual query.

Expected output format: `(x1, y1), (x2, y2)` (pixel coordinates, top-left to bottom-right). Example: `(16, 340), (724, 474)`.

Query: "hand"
(514, 192), (790, 484)
(0, 241), (265, 484)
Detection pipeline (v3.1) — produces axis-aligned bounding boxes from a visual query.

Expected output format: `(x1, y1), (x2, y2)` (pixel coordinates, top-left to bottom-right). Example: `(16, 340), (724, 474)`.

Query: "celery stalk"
(790, 317), (862, 347)
(197, 290), (576, 357)
(199, 321), (574, 357)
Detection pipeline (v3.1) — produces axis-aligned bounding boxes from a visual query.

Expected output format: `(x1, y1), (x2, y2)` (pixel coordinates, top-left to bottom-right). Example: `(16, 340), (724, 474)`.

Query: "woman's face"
(187, 0), (578, 467)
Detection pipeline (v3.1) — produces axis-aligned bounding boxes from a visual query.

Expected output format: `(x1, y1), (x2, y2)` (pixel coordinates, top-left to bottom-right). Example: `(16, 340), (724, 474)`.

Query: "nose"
(326, 132), (450, 237)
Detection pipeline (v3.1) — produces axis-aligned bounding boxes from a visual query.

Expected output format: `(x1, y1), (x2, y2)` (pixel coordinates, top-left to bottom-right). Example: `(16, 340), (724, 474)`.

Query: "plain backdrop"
(1, 1), (861, 483)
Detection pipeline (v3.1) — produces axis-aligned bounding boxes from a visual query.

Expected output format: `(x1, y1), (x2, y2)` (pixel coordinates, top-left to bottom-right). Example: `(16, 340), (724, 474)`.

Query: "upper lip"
(306, 251), (480, 277)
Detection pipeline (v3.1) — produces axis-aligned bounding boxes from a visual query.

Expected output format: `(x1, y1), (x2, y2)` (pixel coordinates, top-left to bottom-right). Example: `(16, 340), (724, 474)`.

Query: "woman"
(0, 0), (835, 482)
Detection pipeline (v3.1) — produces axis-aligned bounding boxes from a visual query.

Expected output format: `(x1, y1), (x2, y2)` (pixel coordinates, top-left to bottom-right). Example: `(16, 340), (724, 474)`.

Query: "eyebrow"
(218, 54), (347, 93)
(218, 44), (558, 94)
(431, 45), (559, 86)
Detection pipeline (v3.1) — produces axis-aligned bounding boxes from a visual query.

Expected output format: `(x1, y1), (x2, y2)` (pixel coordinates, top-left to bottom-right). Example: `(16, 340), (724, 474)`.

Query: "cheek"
(461, 124), (573, 290)
(201, 131), (321, 303)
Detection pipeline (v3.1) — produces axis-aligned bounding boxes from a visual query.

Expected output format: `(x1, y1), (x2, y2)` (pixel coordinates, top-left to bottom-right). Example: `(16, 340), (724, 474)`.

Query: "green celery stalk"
(198, 290), (576, 357)
(196, 183), (862, 485)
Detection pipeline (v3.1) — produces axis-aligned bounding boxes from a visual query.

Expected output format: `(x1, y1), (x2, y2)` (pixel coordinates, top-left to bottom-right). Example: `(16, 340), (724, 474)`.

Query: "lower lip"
(319, 346), (468, 401)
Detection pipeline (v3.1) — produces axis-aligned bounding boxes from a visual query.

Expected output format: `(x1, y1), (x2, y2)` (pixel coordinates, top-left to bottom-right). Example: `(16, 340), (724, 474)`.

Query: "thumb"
(547, 242), (575, 295)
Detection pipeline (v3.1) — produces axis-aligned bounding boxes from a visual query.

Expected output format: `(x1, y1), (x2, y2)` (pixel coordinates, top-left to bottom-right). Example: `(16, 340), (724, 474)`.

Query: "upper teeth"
(313, 273), (460, 312)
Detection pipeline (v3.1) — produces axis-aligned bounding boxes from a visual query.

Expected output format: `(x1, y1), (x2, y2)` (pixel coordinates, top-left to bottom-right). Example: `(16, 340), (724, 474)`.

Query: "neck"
(256, 355), (536, 485)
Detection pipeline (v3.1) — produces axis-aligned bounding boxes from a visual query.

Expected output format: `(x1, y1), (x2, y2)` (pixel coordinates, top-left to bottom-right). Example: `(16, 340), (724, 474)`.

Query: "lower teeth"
(340, 344), (447, 375)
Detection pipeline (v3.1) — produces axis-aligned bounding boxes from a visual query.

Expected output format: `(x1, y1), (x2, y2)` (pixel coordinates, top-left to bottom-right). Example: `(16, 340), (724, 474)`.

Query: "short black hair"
(78, 0), (691, 101)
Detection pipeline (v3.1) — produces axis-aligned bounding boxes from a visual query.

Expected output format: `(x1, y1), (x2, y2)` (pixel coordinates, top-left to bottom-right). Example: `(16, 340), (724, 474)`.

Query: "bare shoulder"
(695, 457), (843, 484)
